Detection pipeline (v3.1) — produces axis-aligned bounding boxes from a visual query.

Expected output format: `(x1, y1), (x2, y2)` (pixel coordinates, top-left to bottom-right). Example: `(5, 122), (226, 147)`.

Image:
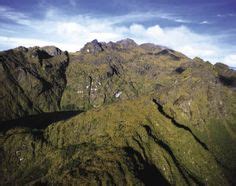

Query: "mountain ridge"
(0, 39), (236, 185)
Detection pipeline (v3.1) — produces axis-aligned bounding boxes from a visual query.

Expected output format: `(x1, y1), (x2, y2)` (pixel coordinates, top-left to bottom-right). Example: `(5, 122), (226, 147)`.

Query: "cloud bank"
(0, 6), (235, 66)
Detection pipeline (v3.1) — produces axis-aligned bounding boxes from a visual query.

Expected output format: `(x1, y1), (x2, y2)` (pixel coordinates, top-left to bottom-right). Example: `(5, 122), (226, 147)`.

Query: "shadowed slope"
(0, 111), (82, 132)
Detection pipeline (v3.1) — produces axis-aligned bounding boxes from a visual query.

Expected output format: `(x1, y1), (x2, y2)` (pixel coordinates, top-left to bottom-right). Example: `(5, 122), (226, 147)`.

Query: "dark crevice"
(37, 80), (53, 96)
(175, 67), (185, 74)
(152, 99), (209, 151)
(142, 125), (203, 185)
(218, 75), (236, 87)
(107, 64), (120, 77)
(142, 125), (190, 185)
(123, 146), (170, 185)
(116, 161), (126, 177)
(132, 136), (148, 161)
(32, 49), (53, 59)
(88, 76), (93, 104)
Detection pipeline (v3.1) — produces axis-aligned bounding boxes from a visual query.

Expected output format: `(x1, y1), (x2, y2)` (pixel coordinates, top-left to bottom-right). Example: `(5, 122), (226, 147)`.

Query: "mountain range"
(0, 39), (236, 185)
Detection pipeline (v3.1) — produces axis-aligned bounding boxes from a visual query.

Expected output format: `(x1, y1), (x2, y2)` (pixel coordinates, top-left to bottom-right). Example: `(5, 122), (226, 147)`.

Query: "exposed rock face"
(80, 38), (138, 55)
(40, 46), (63, 56)
(0, 39), (236, 185)
(0, 46), (69, 121)
(214, 63), (236, 88)
(81, 39), (104, 54)
(116, 38), (138, 49)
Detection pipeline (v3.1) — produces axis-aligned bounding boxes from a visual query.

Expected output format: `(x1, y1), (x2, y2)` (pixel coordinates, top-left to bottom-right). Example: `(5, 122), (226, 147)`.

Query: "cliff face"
(0, 39), (236, 185)
(0, 46), (69, 121)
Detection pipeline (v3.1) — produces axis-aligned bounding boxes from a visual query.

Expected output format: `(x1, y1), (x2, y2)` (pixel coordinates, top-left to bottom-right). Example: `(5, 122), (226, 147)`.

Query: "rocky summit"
(0, 39), (236, 185)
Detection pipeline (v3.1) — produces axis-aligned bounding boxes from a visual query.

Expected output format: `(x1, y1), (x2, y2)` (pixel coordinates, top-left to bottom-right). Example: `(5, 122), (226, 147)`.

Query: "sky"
(0, 0), (236, 66)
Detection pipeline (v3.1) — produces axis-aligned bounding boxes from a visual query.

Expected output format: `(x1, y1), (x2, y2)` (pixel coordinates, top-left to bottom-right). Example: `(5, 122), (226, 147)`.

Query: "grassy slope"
(0, 96), (228, 185)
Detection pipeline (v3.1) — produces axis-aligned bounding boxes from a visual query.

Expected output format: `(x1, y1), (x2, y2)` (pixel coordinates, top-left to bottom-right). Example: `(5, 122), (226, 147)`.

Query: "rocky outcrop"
(40, 46), (63, 56)
(214, 63), (236, 88)
(116, 38), (138, 49)
(80, 38), (138, 55)
(80, 39), (104, 54)
(0, 46), (69, 121)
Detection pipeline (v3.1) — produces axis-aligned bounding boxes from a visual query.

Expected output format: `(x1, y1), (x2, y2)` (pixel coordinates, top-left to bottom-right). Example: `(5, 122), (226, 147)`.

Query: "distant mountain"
(0, 39), (235, 185)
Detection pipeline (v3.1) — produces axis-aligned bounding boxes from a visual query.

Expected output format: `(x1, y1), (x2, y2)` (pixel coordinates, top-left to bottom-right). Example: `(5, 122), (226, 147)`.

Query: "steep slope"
(151, 59), (236, 181)
(0, 46), (69, 121)
(0, 97), (228, 185)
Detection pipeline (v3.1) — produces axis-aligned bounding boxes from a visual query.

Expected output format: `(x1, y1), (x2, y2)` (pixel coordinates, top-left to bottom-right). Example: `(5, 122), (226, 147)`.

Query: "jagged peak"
(80, 39), (104, 54)
(40, 46), (63, 56)
(80, 38), (138, 54)
(214, 62), (229, 68)
(14, 46), (28, 52)
(9, 46), (63, 57)
(116, 38), (138, 48)
(91, 39), (99, 44)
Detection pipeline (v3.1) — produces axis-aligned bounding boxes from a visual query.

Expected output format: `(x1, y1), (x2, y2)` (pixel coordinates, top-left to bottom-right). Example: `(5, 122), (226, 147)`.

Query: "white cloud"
(0, 5), (30, 25)
(37, 7), (188, 26)
(0, 36), (78, 51)
(0, 7), (235, 66)
(217, 13), (236, 18)
(126, 24), (225, 62)
(200, 20), (210, 24)
(222, 54), (236, 67)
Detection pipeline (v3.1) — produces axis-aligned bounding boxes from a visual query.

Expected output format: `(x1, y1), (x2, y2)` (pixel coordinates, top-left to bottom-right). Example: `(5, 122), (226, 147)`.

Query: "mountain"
(0, 39), (236, 185)
(0, 46), (69, 121)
